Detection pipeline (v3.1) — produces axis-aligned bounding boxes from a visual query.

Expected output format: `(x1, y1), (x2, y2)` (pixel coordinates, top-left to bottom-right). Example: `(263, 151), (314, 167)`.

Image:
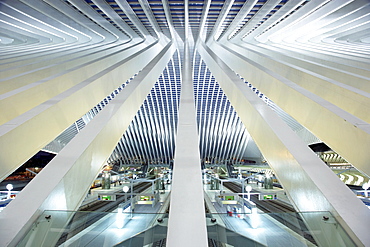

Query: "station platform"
(204, 179), (292, 211)
(203, 181), (317, 247)
(16, 179), (354, 247)
(57, 184), (171, 246)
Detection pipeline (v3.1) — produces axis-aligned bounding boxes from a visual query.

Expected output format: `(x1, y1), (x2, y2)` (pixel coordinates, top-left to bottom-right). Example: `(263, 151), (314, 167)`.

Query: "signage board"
(259, 193), (277, 200)
(98, 194), (116, 201)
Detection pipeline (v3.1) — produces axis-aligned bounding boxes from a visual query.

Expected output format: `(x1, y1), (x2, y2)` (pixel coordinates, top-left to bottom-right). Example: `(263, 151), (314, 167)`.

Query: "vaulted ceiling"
(1, 0), (369, 170)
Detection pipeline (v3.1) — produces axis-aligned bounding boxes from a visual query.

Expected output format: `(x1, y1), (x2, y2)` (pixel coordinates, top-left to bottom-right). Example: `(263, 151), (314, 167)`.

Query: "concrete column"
(206, 40), (370, 177)
(0, 41), (175, 247)
(0, 40), (165, 182)
(166, 41), (208, 247)
(197, 40), (370, 247)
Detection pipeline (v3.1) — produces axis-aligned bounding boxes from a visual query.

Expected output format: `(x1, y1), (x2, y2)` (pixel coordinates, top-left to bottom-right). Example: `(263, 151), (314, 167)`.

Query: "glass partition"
(17, 210), (355, 246)
(206, 211), (356, 247)
(17, 210), (168, 247)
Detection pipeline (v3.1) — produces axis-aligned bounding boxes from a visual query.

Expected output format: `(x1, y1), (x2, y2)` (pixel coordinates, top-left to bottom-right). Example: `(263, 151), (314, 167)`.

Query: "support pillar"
(166, 41), (208, 246)
(0, 41), (175, 247)
(197, 40), (370, 247)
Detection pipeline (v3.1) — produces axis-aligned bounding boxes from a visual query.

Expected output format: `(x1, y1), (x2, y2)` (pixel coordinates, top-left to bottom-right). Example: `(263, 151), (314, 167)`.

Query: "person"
(227, 206), (232, 216)
(233, 206), (237, 217)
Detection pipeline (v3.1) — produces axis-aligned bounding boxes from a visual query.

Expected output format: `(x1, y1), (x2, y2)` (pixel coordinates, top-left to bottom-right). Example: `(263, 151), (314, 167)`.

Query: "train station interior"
(0, 0), (369, 246)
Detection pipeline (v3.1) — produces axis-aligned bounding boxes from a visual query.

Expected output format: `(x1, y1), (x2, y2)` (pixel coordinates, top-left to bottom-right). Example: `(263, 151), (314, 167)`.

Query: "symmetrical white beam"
(0, 40), (165, 182)
(167, 41), (207, 247)
(0, 41), (175, 247)
(208, 40), (370, 177)
(197, 39), (370, 247)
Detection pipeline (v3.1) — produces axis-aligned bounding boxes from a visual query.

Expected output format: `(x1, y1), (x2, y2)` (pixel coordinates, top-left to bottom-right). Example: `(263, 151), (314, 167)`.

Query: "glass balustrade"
(17, 210), (355, 246)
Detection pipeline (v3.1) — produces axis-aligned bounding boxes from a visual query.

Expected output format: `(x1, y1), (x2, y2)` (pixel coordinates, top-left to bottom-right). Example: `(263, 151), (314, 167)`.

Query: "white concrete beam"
(197, 40), (370, 247)
(206, 40), (370, 178)
(166, 41), (208, 247)
(0, 39), (148, 123)
(0, 40), (167, 182)
(225, 41), (370, 121)
(0, 41), (176, 247)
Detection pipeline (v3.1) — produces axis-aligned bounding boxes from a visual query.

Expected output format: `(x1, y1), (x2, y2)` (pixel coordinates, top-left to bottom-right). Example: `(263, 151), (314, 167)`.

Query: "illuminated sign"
(98, 194), (116, 201)
(225, 195), (234, 200)
(261, 194), (277, 200)
(140, 196), (151, 201)
(137, 195), (155, 204)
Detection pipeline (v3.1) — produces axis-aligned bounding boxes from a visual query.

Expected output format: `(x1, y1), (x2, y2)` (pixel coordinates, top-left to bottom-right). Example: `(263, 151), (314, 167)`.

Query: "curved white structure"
(0, 0), (369, 246)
